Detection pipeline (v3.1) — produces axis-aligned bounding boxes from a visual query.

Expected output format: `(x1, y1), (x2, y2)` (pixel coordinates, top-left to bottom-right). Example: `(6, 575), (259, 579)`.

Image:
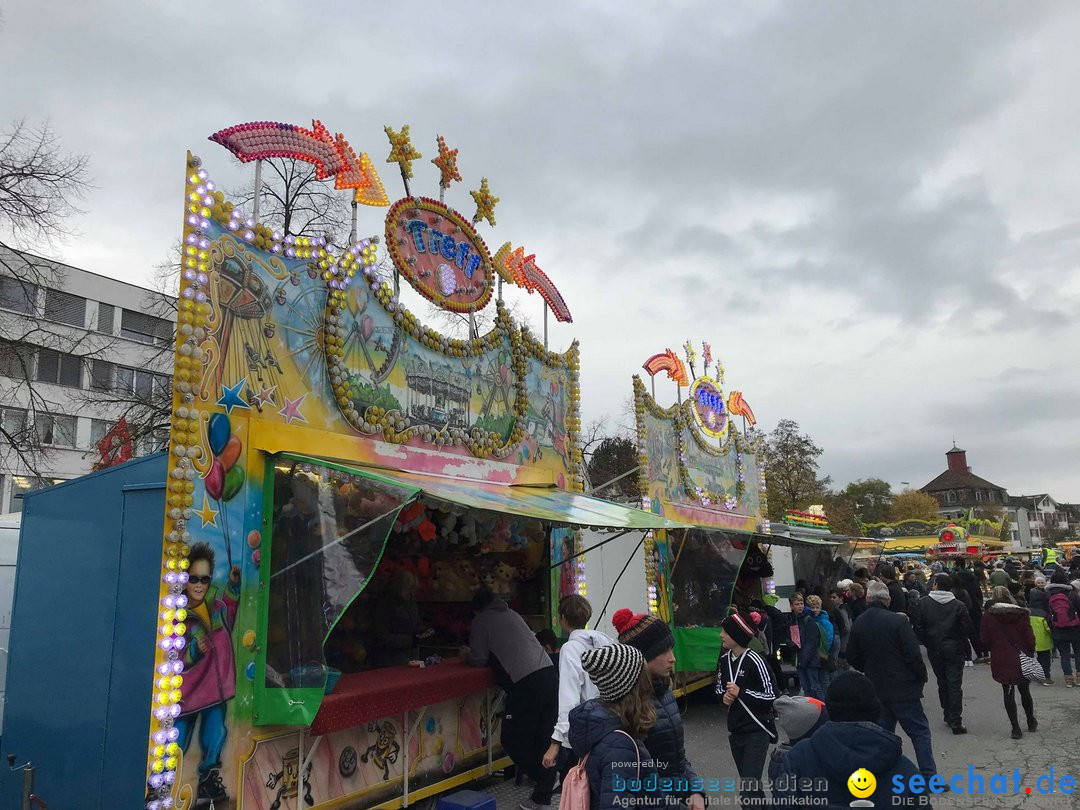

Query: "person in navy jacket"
(568, 643), (660, 810)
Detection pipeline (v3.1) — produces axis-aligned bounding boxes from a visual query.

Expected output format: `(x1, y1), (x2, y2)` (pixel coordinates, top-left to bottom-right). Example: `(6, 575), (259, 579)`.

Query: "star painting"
(279, 394), (307, 425)
(217, 380), (250, 415)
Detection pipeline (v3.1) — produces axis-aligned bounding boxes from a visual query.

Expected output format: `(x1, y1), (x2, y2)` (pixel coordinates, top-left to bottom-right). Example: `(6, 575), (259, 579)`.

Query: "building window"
(975, 490), (984, 502)
(43, 289), (87, 328)
(96, 302), (115, 334)
(35, 349), (83, 388)
(0, 342), (36, 379)
(115, 366), (133, 395)
(7, 475), (65, 513)
(1, 406), (28, 440)
(89, 359), (115, 392)
(988, 491), (995, 502)
(120, 310), (172, 346)
(0, 276), (37, 314)
(89, 418), (113, 449)
(36, 413), (76, 448)
(947, 491), (957, 504)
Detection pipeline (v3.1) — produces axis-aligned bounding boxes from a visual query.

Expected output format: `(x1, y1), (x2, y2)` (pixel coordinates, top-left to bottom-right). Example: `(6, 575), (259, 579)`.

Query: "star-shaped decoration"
(384, 124), (423, 179)
(470, 177), (499, 226)
(217, 380), (250, 414)
(196, 495), (219, 528)
(253, 385), (278, 408)
(431, 135), (461, 189)
(279, 394), (307, 425)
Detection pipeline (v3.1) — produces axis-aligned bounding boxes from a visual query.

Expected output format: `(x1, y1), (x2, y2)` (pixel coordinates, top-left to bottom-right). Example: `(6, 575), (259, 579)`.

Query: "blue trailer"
(0, 454), (166, 809)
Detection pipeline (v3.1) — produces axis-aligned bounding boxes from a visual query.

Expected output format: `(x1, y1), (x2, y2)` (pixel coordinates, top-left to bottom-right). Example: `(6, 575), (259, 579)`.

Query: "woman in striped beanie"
(567, 643), (658, 809)
(612, 609), (705, 810)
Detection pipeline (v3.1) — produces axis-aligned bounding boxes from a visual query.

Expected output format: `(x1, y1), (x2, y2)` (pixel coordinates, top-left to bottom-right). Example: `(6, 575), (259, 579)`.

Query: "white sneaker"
(964, 660), (974, 668)
(521, 801), (550, 810)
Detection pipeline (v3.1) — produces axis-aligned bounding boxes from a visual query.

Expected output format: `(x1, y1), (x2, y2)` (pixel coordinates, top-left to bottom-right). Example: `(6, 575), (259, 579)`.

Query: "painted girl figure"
(178, 541), (241, 803)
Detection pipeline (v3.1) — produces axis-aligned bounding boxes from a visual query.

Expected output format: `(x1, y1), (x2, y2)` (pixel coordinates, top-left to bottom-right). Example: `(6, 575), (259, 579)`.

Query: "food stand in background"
(0, 123), (684, 810)
(867, 512), (1006, 560)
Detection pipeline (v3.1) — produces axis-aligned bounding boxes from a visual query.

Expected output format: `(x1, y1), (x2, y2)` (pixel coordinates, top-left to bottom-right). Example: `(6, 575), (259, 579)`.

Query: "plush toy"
(492, 561), (517, 598)
(395, 502), (426, 534)
(490, 519), (511, 552)
(457, 559), (480, 594)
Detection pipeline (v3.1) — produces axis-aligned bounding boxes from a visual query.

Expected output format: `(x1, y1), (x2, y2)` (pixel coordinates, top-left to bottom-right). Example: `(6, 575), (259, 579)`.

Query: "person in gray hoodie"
(462, 587), (557, 810)
(542, 595), (612, 777)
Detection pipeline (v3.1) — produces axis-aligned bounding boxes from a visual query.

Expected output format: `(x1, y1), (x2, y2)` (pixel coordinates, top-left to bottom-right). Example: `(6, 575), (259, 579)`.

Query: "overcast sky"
(3, 1), (1079, 500)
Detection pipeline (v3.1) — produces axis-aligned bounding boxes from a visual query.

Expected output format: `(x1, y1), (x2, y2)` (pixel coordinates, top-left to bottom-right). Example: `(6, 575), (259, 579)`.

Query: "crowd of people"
(456, 550), (1080, 809)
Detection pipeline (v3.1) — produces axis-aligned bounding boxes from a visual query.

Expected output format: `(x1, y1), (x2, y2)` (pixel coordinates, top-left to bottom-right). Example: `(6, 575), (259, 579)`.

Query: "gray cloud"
(2, 0), (1079, 496)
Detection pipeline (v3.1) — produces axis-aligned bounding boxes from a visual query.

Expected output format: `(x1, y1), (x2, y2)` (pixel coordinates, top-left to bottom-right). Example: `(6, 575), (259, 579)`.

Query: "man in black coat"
(878, 564), (908, 615)
(846, 581), (936, 779)
(911, 573), (973, 736)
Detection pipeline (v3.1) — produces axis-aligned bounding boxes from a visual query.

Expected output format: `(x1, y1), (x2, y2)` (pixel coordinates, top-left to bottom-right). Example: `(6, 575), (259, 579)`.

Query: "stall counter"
(310, 660), (497, 736)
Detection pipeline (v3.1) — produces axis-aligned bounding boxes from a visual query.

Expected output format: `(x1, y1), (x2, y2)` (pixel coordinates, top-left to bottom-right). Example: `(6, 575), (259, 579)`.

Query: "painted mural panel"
(632, 376), (765, 530)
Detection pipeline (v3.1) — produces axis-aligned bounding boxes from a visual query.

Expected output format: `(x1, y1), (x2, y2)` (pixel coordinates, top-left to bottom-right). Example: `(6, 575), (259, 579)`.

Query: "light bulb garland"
(145, 153), (216, 810)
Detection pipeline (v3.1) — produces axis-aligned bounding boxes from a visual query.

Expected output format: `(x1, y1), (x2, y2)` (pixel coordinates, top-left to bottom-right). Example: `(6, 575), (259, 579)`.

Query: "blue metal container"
(0, 454), (167, 809)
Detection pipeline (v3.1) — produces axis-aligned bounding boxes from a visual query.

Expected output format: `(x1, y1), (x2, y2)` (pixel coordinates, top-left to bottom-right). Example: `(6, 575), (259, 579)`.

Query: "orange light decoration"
(432, 135), (462, 189)
(727, 391), (757, 426)
(493, 242), (571, 322)
(492, 242), (521, 285)
(352, 153), (389, 207)
(643, 350), (689, 387)
(384, 124), (423, 179)
(470, 177), (499, 226)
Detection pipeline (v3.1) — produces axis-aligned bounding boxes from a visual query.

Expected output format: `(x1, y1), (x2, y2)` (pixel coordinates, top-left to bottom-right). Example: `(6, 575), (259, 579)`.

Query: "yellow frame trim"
(673, 676), (713, 697)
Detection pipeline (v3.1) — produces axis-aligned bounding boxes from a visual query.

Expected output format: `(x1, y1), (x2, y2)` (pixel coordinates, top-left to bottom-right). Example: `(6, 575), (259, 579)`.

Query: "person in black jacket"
(912, 574), (973, 735)
(569, 644), (660, 810)
(716, 612), (777, 809)
(846, 581), (936, 778)
(612, 608), (704, 810)
(878, 564), (908, 615)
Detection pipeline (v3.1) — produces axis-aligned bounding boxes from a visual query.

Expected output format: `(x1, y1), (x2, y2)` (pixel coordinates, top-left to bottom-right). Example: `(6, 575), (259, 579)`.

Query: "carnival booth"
(579, 345), (833, 691)
(0, 125), (685, 810)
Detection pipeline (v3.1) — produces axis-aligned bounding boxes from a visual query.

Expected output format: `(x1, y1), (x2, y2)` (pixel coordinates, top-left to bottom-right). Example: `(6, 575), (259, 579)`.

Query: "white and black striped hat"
(581, 643), (645, 703)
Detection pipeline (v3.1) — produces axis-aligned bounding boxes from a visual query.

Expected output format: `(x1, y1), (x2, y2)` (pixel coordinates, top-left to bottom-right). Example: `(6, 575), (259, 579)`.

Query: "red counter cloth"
(310, 660), (495, 736)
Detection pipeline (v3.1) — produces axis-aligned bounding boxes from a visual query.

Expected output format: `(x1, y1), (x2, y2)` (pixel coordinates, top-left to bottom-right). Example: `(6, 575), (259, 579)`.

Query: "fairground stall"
(866, 514), (1006, 560)
(582, 344), (835, 692)
(0, 124), (685, 810)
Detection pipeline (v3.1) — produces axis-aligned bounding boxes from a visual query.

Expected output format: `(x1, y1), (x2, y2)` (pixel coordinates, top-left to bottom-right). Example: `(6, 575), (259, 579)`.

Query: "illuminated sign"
(385, 196), (494, 313)
(689, 376), (727, 439)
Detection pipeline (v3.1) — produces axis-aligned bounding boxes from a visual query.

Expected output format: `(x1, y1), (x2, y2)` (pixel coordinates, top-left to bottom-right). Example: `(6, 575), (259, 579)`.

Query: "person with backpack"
(565, 644), (659, 810)
(716, 612), (778, 808)
(543, 596), (613, 781)
(1046, 571), (1080, 686)
(612, 608), (704, 810)
(981, 587), (1038, 739)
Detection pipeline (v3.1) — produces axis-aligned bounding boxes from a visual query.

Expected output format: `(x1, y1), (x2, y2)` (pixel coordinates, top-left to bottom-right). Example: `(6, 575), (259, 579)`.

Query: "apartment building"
(0, 249), (175, 512)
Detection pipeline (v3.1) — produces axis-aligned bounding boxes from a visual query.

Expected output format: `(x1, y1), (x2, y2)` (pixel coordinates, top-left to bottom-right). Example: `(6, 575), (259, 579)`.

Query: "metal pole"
(498, 276), (503, 303)
(21, 767), (33, 810)
(252, 159), (263, 224)
(349, 199), (358, 244)
(650, 376), (655, 400)
(543, 304), (548, 350)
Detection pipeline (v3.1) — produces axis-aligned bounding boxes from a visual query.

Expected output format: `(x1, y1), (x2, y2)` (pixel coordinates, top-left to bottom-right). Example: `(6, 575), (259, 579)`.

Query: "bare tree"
(0, 118), (93, 476)
(230, 158), (352, 241)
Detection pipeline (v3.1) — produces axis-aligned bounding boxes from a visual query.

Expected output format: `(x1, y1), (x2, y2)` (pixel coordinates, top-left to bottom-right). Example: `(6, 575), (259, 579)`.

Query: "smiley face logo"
(848, 768), (876, 798)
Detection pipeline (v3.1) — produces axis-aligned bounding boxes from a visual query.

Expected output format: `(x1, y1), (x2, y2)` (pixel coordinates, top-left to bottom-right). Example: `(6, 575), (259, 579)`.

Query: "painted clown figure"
(177, 541), (241, 803)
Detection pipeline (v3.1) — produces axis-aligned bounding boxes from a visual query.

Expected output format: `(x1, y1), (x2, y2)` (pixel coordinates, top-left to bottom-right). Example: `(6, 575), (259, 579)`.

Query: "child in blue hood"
(773, 672), (929, 808)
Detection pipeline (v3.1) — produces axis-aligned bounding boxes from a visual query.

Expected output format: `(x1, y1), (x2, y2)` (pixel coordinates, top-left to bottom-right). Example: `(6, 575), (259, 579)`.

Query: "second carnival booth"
(127, 125), (687, 810)
(584, 345), (838, 692)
